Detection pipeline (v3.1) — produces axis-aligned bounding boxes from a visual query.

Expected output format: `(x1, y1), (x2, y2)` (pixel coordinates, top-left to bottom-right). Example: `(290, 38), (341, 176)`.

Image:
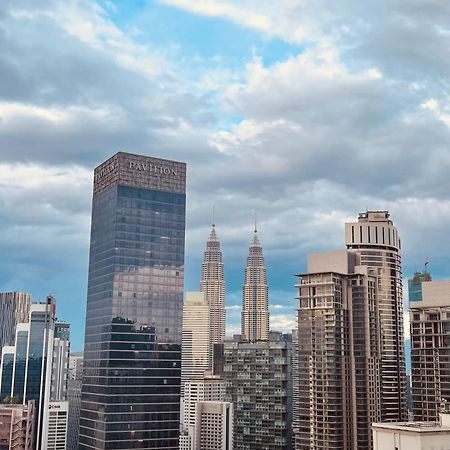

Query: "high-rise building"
(295, 249), (380, 450)
(79, 152), (186, 449)
(345, 211), (407, 422)
(291, 328), (299, 447)
(181, 292), (211, 389)
(0, 292), (30, 350)
(410, 280), (450, 421)
(409, 270), (432, 303)
(222, 336), (292, 450)
(241, 229), (269, 342)
(67, 355), (83, 450)
(0, 401), (35, 450)
(0, 296), (69, 450)
(44, 401), (69, 450)
(200, 223), (226, 348)
(179, 374), (225, 449)
(194, 401), (233, 450)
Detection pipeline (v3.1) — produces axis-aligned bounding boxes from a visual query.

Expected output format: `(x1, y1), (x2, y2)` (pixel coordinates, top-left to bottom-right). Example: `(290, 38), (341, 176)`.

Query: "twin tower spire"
(200, 218), (269, 343)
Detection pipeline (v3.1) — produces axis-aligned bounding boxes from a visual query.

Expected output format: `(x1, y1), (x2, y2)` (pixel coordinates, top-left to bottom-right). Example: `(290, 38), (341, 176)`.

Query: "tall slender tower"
(345, 211), (407, 422)
(79, 152), (186, 449)
(241, 227), (269, 342)
(200, 223), (225, 346)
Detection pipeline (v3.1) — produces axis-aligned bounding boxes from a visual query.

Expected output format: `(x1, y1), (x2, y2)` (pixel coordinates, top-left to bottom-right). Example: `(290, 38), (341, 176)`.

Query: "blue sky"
(1, 0), (450, 351)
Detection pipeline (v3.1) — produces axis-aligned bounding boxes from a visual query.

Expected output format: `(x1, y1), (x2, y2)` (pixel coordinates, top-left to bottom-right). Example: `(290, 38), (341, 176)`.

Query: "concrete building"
(372, 413), (450, 450)
(181, 292), (211, 390)
(179, 374), (225, 449)
(241, 229), (269, 342)
(67, 354), (83, 450)
(295, 249), (380, 450)
(345, 211), (407, 423)
(0, 401), (35, 450)
(222, 336), (292, 450)
(410, 280), (450, 421)
(79, 152), (186, 449)
(0, 292), (30, 350)
(291, 328), (299, 447)
(194, 401), (233, 450)
(200, 223), (226, 349)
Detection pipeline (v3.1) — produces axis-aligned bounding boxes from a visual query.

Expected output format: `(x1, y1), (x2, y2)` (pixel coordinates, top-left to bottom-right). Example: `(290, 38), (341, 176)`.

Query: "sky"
(1, 0), (450, 351)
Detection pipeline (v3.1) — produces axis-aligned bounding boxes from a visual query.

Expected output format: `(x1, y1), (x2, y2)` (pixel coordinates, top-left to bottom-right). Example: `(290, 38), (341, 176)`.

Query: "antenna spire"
(254, 212), (257, 233)
(212, 205), (215, 227)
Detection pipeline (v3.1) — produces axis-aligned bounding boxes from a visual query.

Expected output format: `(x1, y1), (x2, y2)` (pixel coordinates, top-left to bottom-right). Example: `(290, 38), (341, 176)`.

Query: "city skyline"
(1, 1), (450, 351)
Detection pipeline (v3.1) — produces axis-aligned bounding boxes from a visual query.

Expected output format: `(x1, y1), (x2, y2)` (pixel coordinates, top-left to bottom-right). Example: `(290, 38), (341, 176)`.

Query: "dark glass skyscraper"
(79, 152), (186, 449)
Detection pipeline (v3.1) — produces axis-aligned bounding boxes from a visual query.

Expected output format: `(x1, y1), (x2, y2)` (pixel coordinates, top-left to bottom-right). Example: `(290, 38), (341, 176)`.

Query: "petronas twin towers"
(200, 221), (269, 343)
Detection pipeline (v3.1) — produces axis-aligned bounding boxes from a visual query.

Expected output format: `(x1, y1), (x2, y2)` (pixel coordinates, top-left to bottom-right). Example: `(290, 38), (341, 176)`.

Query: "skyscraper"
(241, 229), (269, 342)
(0, 292), (30, 350)
(0, 296), (69, 450)
(79, 152), (186, 449)
(295, 249), (380, 450)
(410, 280), (450, 421)
(67, 355), (83, 450)
(200, 223), (226, 348)
(345, 211), (407, 422)
(181, 291), (211, 388)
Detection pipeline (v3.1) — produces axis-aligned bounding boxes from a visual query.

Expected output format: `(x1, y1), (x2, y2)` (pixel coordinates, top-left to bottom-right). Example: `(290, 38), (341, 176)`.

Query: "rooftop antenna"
(425, 258), (430, 273)
(212, 205), (215, 227)
(254, 212), (257, 233)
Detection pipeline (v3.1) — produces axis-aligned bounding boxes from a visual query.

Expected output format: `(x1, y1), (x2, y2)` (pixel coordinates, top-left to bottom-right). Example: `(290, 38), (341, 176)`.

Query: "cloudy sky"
(1, 0), (450, 350)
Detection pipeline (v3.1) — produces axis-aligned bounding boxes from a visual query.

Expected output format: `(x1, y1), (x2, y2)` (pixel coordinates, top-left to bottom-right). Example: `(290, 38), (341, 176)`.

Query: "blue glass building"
(408, 270), (432, 303)
(79, 152), (186, 449)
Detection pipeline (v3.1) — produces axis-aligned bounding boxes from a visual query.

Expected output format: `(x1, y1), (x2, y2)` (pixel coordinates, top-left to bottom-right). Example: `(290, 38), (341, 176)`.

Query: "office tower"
(296, 249), (381, 450)
(409, 270), (432, 303)
(0, 296), (69, 450)
(194, 401), (233, 450)
(67, 355), (83, 450)
(410, 280), (450, 421)
(179, 375), (226, 449)
(345, 211), (407, 422)
(79, 152), (186, 449)
(200, 223), (226, 348)
(0, 400), (35, 450)
(51, 322), (70, 401)
(222, 335), (292, 450)
(241, 229), (269, 342)
(181, 292), (211, 389)
(45, 401), (69, 449)
(0, 292), (30, 349)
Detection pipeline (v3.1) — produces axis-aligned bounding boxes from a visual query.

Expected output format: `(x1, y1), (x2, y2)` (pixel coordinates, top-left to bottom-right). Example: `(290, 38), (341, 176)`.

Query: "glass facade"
(0, 352), (14, 400)
(79, 152), (186, 450)
(12, 330), (29, 402)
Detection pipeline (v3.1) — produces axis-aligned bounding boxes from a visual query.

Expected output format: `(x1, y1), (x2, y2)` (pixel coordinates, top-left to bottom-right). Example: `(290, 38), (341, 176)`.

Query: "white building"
(181, 292), (211, 390)
(372, 413), (450, 450)
(194, 401), (233, 450)
(179, 375), (225, 450)
(42, 401), (68, 450)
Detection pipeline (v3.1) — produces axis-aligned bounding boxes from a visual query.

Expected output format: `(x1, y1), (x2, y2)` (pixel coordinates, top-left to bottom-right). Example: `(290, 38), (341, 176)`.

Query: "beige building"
(372, 413), (450, 449)
(0, 292), (30, 349)
(345, 211), (407, 423)
(181, 292), (211, 390)
(200, 224), (226, 349)
(179, 375), (225, 450)
(410, 280), (450, 421)
(241, 230), (269, 342)
(194, 401), (233, 450)
(0, 401), (35, 450)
